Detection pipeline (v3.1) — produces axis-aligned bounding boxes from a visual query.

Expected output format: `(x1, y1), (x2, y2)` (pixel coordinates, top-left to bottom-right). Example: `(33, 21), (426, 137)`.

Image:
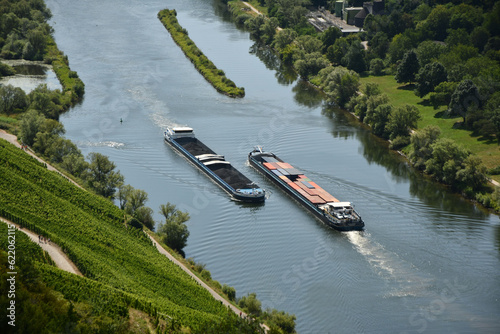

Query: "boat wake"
(149, 111), (184, 131)
(346, 231), (433, 298)
(78, 140), (125, 149)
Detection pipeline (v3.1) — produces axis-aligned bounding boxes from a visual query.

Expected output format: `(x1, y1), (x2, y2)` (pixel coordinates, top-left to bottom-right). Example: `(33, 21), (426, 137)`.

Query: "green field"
(360, 75), (500, 182)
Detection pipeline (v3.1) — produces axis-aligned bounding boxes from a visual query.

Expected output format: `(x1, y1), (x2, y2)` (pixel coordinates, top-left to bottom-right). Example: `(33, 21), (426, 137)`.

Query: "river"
(45, 0), (499, 332)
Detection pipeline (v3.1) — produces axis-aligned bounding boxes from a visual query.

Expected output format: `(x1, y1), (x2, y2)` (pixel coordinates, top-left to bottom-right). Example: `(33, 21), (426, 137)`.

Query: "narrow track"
(0, 218), (83, 276)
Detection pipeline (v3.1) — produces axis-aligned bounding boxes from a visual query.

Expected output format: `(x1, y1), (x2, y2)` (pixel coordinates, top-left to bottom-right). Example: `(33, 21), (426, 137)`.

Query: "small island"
(158, 9), (245, 98)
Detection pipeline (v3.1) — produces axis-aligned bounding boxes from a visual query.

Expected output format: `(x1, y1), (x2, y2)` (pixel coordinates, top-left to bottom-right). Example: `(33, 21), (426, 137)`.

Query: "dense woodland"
(228, 0), (500, 211)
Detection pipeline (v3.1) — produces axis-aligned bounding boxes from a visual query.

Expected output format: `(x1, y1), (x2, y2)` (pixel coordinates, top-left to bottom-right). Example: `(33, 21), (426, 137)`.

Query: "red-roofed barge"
(249, 147), (364, 231)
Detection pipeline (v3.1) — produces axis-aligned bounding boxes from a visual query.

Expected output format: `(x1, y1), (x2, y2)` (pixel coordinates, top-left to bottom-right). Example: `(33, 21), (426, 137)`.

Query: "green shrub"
(390, 135), (411, 150)
(222, 284), (236, 302)
(200, 269), (212, 281)
(158, 8), (245, 97)
(488, 165), (500, 175)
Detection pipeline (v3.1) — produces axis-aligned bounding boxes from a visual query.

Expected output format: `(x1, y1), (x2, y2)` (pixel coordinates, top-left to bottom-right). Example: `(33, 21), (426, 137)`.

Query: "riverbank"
(359, 75), (500, 181)
(158, 8), (245, 98)
(225, 0), (500, 213)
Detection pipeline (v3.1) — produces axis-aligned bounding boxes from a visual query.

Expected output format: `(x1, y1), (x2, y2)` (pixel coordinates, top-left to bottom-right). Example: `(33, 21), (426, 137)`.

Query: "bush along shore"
(158, 8), (245, 98)
(45, 37), (85, 108)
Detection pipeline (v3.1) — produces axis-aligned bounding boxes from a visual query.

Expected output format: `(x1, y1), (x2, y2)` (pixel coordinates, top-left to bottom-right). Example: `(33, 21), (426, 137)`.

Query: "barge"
(248, 147), (364, 231)
(164, 127), (265, 203)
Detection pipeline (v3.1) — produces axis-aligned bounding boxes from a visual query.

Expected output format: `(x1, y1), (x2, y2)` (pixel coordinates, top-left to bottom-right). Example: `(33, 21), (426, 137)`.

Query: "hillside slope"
(0, 139), (258, 332)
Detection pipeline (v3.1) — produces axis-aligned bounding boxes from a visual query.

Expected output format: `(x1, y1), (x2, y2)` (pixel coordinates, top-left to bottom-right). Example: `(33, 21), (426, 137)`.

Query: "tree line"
(0, 0), (84, 116)
(227, 0), (500, 210)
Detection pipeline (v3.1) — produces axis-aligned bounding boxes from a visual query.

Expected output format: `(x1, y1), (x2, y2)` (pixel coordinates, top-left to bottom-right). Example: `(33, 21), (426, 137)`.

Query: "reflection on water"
(0, 63), (62, 93)
(292, 80), (323, 108)
(14, 64), (47, 75)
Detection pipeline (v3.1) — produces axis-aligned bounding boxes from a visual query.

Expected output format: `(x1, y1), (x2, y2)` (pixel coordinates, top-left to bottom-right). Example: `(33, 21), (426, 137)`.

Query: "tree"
(44, 137), (80, 163)
(157, 203), (190, 253)
(365, 103), (392, 138)
(238, 293), (262, 317)
(261, 17), (279, 44)
(245, 15), (266, 39)
(158, 218), (190, 253)
(449, 3), (483, 33)
(470, 26), (490, 52)
(415, 40), (447, 67)
(0, 84), (28, 114)
(409, 125), (441, 170)
(273, 28), (297, 50)
(326, 37), (350, 64)
(294, 52), (329, 78)
(320, 26), (341, 52)
(346, 83), (383, 121)
(222, 284), (236, 302)
(386, 104), (421, 140)
(134, 206), (155, 231)
(484, 1), (500, 37)
(262, 309), (297, 334)
(19, 109), (45, 145)
(26, 28), (46, 59)
(448, 79), (481, 122)
(0, 62), (15, 77)
(424, 138), (470, 186)
(294, 35), (322, 54)
(423, 5), (452, 41)
(28, 84), (61, 119)
(83, 152), (124, 198)
(445, 28), (470, 47)
(61, 153), (88, 177)
(125, 189), (149, 215)
(369, 58), (384, 76)
(320, 66), (360, 108)
(343, 42), (366, 73)
(365, 93), (389, 119)
(117, 184), (134, 210)
(414, 62), (447, 98)
(456, 155), (487, 191)
(367, 32), (389, 60)
(395, 50), (419, 85)
(387, 33), (413, 64)
(159, 202), (178, 221)
(429, 81), (458, 109)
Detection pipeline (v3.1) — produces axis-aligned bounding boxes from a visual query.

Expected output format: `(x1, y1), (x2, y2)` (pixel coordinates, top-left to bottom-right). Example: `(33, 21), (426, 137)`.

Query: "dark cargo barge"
(249, 147), (364, 231)
(164, 127), (265, 203)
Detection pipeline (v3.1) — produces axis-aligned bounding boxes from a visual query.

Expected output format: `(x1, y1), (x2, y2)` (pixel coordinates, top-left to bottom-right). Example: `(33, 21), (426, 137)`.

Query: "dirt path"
(0, 130), (82, 189)
(148, 234), (242, 313)
(241, 1), (282, 31)
(1, 218), (82, 276)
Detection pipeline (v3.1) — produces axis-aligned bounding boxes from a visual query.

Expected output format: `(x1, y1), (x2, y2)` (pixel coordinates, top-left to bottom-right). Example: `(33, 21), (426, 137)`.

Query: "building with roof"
(354, 1), (385, 27)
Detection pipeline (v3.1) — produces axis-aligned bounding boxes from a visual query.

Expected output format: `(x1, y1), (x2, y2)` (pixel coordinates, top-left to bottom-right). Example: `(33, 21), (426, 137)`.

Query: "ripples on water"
(46, 0), (500, 332)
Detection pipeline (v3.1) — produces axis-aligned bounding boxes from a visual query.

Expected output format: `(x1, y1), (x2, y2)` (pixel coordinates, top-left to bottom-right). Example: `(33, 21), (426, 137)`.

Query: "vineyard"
(0, 139), (245, 330)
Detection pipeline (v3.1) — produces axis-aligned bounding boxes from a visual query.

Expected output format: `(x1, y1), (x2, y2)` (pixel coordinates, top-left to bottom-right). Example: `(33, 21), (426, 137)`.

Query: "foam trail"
(77, 140), (125, 149)
(346, 231), (432, 298)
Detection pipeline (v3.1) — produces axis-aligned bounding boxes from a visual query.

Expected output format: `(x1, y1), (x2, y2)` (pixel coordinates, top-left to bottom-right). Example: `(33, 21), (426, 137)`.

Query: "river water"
(45, 0), (499, 332)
